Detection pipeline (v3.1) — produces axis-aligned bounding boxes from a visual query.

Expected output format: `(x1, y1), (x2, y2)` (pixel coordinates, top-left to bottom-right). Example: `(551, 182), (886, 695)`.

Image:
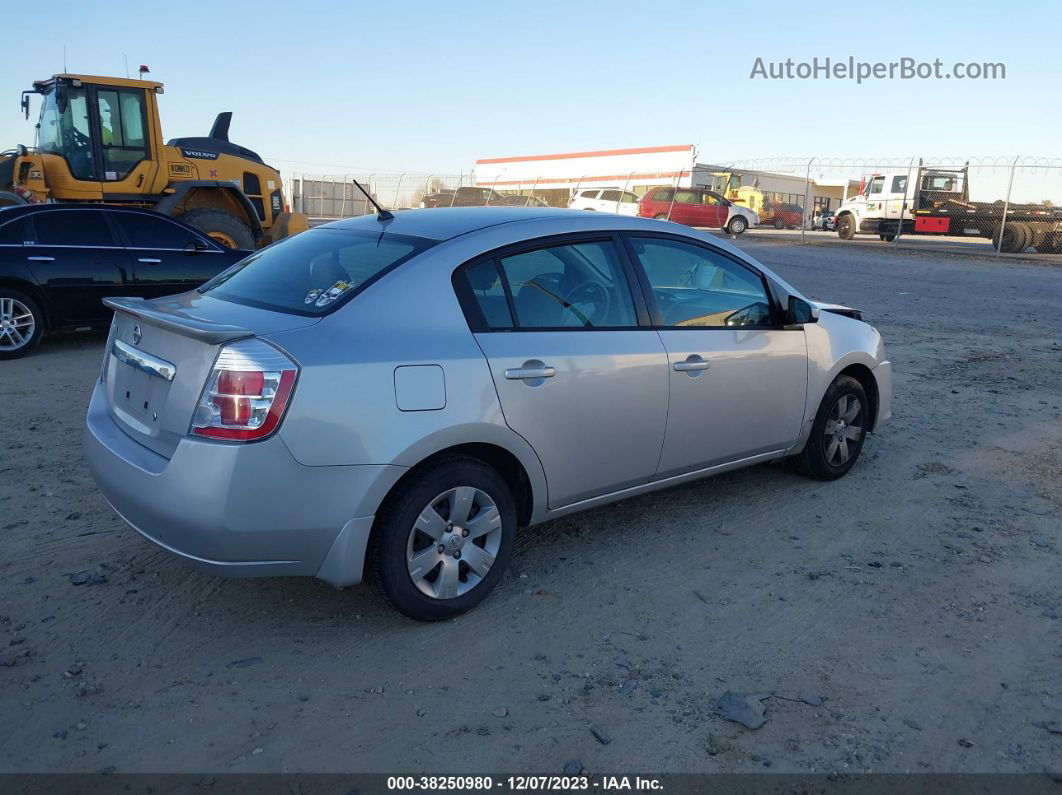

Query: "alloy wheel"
(823, 394), (863, 466)
(405, 486), (503, 600)
(0, 297), (35, 352)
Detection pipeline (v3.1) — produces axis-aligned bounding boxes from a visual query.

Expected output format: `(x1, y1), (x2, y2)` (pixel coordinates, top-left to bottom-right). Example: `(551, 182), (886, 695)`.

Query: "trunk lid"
(101, 291), (319, 459)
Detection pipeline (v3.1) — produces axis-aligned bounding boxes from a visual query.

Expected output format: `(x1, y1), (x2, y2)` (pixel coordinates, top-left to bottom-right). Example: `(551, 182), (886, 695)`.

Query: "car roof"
(0, 203), (179, 220)
(318, 207), (605, 241)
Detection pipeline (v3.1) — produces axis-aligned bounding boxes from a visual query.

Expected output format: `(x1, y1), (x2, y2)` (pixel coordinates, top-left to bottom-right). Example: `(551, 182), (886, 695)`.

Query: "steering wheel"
(68, 126), (91, 149)
(562, 281), (611, 326)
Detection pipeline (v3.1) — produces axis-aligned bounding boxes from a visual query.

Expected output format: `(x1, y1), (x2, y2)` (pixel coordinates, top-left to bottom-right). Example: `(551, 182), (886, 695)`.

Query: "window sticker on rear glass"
(304, 288), (322, 305)
(314, 281), (351, 307)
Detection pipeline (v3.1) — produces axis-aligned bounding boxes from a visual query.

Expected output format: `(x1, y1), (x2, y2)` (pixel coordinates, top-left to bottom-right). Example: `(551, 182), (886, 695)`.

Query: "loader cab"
(31, 75), (166, 200)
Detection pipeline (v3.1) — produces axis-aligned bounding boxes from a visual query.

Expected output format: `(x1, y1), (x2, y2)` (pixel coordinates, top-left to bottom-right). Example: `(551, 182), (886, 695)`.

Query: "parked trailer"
(833, 165), (1062, 253)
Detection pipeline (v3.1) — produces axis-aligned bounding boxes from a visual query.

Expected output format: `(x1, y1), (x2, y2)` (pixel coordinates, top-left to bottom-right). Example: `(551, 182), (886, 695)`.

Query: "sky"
(2, 0), (1059, 197)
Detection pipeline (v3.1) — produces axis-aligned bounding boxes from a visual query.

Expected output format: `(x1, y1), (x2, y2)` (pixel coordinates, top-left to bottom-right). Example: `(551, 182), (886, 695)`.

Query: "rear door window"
(455, 259), (514, 329)
(199, 227), (435, 315)
(498, 240), (638, 329)
(0, 217), (26, 245)
(30, 210), (115, 246)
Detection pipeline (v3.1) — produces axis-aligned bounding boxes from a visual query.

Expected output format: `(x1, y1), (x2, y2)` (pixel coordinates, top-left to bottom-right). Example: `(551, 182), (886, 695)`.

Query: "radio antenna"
(352, 178), (393, 220)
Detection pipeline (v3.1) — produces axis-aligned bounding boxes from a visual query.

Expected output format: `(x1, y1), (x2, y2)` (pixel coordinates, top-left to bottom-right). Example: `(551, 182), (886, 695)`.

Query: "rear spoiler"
(103, 297), (254, 345)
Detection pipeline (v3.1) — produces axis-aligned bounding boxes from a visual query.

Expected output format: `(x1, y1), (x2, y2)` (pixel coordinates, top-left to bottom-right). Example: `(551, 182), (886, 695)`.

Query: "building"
(474, 145), (859, 217)
(474, 145), (698, 207)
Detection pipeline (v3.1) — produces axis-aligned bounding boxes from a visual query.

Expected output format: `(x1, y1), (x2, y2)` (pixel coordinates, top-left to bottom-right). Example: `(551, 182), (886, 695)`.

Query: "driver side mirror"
(787, 296), (818, 326)
(184, 239), (211, 255)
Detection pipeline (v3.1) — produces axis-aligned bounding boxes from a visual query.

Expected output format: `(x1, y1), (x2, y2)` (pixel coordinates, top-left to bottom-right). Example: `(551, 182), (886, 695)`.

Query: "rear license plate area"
(111, 355), (171, 433)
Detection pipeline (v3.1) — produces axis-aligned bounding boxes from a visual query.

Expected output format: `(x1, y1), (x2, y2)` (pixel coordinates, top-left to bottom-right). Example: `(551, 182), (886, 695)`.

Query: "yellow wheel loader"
(0, 73), (307, 248)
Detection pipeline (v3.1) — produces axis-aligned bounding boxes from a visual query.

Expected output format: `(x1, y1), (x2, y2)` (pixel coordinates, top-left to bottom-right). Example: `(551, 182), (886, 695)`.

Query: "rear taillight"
(191, 338), (298, 442)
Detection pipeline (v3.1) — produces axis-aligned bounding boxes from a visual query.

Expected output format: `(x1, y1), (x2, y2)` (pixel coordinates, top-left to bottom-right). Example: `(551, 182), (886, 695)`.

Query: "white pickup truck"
(833, 165), (1062, 253)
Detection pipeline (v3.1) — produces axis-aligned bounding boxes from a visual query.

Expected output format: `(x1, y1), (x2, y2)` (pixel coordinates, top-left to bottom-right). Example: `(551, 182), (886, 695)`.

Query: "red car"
(638, 187), (730, 228)
(761, 202), (805, 230)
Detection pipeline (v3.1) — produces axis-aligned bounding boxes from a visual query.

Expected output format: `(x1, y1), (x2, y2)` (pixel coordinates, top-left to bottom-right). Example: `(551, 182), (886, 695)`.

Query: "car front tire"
(836, 214), (856, 240)
(0, 288), (45, 360)
(792, 375), (869, 480)
(372, 456), (517, 621)
(727, 216), (748, 235)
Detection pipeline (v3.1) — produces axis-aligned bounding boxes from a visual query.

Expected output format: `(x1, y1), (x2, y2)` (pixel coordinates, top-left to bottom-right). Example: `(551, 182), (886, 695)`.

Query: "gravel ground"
(0, 239), (1060, 776)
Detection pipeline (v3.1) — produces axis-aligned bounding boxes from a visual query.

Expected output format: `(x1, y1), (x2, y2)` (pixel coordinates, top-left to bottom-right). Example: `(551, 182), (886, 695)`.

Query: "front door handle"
(26, 256), (55, 262)
(137, 257), (162, 264)
(505, 365), (556, 380)
(674, 355), (711, 373)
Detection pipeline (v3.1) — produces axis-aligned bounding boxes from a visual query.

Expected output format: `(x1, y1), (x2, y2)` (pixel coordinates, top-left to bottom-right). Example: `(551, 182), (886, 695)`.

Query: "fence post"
(423, 175), (435, 210)
(391, 173), (405, 210)
(996, 156), (1019, 256)
(619, 172), (634, 214)
(571, 176), (584, 207)
(893, 156), (915, 250)
(666, 173), (679, 221)
(528, 176), (541, 207)
(800, 157), (815, 245)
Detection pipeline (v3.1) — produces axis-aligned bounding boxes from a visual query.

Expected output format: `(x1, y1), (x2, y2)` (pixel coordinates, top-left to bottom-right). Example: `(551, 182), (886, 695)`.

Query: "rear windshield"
(199, 228), (436, 315)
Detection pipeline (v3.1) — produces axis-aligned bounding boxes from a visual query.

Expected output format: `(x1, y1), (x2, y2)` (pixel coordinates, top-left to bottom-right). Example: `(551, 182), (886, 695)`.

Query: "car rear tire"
(792, 375), (869, 481)
(0, 288), (45, 360)
(176, 208), (255, 250)
(372, 456), (517, 621)
(836, 214), (856, 240)
(654, 213), (671, 222)
(727, 216), (748, 235)
(773, 217), (785, 230)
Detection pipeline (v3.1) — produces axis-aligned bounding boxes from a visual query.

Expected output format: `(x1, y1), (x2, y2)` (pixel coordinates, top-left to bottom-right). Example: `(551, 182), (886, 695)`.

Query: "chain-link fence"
(711, 157), (1062, 259)
(284, 158), (1062, 260)
(287, 173), (476, 221)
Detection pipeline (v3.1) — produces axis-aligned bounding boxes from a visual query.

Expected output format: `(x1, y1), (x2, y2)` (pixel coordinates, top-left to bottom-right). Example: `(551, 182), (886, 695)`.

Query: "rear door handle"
(674, 355), (711, 372)
(137, 257), (162, 264)
(26, 256), (54, 262)
(504, 365), (556, 380)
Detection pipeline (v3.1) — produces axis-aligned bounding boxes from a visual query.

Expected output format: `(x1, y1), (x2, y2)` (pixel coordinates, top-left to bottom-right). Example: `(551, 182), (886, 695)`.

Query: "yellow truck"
(0, 73), (306, 248)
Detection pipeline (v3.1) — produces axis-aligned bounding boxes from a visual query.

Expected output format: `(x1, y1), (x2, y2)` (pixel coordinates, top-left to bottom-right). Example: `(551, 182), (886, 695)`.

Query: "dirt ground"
(1, 238), (1060, 777)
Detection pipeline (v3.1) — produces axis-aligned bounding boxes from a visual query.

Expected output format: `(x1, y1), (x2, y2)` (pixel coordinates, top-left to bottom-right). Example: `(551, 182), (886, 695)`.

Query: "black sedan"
(0, 204), (249, 358)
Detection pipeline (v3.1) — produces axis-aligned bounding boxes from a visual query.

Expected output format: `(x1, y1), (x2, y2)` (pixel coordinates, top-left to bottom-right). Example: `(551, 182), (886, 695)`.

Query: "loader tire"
(176, 209), (255, 250)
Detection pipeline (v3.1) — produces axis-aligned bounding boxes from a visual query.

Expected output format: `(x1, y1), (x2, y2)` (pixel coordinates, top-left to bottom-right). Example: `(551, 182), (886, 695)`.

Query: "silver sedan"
(85, 208), (891, 620)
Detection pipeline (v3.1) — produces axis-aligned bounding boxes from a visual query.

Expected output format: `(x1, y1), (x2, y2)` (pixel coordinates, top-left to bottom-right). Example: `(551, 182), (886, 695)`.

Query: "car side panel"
(792, 313), (889, 451)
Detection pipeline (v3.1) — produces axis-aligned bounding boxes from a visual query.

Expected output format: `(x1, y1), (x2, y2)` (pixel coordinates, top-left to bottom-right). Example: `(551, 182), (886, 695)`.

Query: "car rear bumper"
(84, 381), (404, 587)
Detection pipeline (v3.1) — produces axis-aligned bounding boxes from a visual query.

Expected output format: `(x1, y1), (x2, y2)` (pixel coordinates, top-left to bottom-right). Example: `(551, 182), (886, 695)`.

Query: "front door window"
(37, 85), (96, 180)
